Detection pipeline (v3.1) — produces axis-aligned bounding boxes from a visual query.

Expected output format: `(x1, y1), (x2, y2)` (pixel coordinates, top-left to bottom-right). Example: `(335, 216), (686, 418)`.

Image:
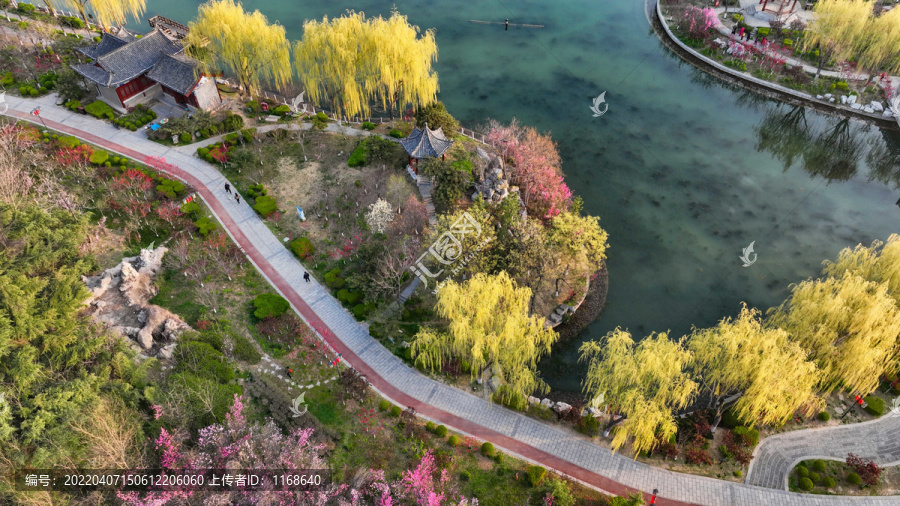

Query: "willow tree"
(294, 9), (438, 120)
(689, 305), (822, 431)
(858, 7), (900, 83)
(804, 0), (871, 76)
(823, 235), (900, 302)
(580, 329), (696, 455)
(411, 271), (558, 404)
(88, 0), (146, 30)
(186, 0), (292, 97)
(768, 272), (900, 394)
(550, 211), (610, 267)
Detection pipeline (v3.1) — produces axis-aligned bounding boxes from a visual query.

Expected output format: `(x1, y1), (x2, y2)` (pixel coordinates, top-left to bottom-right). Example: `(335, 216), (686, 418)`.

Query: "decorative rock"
(863, 106), (874, 114)
(400, 340), (410, 349)
(851, 103), (863, 110)
(553, 402), (573, 414)
(824, 93), (833, 98)
(528, 396), (540, 405)
(541, 398), (555, 409)
(588, 407), (603, 418)
(847, 95), (857, 104)
(816, 95), (824, 100)
(871, 101), (884, 112)
(829, 97), (836, 103)
(884, 109), (895, 118)
(840, 95), (848, 104)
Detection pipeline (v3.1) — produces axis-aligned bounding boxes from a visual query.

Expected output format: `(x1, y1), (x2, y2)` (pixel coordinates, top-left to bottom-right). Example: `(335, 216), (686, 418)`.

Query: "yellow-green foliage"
(689, 304), (823, 427)
(804, 0), (871, 64)
(769, 271), (900, 395)
(187, 0), (292, 96)
(411, 271), (558, 401)
(550, 211), (610, 266)
(294, 9), (438, 119)
(822, 234), (900, 304)
(579, 329), (696, 455)
(84, 0), (146, 30)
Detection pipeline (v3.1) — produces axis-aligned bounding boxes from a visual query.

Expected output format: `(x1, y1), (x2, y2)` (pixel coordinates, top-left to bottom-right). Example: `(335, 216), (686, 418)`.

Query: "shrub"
(847, 453), (882, 486)
(289, 237), (314, 259)
(577, 414), (600, 436)
(194, 216), (217, 236)
(414, 101), (459, 134)
(252, 195), (278, 217)
(447, 434), (459, 446)
(352, 304), (368, 319)
(57, 135), (81, 149)
(273, 104), (291, 116)
(362, 121), (376, 130)
(798, 477), (813, 491)
(435, 425), (447, 437)
(252, 293), (290, 319)
(390, 405), (402, 417)
(389, 129), (404, 138)
(823, 476), (836, 488)
(181, 201), (201, 216)
(241, 128), (256, 142)
(84, 100), (115, 119)
(526, 465), (546, 487)
(491, 385), (527, 411)
(179, 132), (192, 143)
(232, 334), (261, 364)
(719, 408), (741, 429)
(734, 470), (742, 477)
(733, 426), (760, 448)
(156, 178), (185, 199)
(316, 111), (329, 122)
(757, 27), (770, 37)
(480, 442), (495, 457)
(847, 472), (862, 486)
(221, 113), (244, 132)
(348, 143), (367, 167)
(783, 39), (793, 48)
(460, 470), (470, 481)
(323, 269), (345, 289)
(864, 396), (884, 416)
(460, 360), (471, 373)
(128, 124), (137, 131)
(812, 460), (826, 473)
(836, 81), (849, 91)
(796, 465), (809, 478)
(379, 400), (391, 411)
(817, 411), (831, 422)
(197, 147), (210, 158)
(425, 421), (435, 433)
(89, 150), (109, 165)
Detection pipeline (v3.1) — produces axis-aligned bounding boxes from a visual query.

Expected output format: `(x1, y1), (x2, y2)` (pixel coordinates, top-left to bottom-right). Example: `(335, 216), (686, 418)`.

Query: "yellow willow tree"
(768, 271), (900, 395)
(822, 234), (900, 302)
(411, 271), (558, 404)
(294, 10), (438, 120)
(858, 8), (900, 87)
(87, 0), (146, 30)
(580, 329), (696, 455)
(186, 0), (292, 97)
(688, 304), (822, 431)
(804, 0), (871, 76)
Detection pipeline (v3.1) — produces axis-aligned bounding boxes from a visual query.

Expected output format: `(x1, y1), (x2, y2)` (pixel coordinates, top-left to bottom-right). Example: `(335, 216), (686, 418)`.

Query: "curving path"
(5, 94), (900, 506)
(746, 411), (900, 490)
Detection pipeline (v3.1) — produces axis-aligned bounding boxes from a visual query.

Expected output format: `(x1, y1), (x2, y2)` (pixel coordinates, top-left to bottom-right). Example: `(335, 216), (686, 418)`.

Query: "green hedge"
(337, 289), (363, 305)
(156, 178), (186, 199)
(864, 396), (885, 416)
(253, 293), (289, 319)
(289, 237), (314, 259)
(84, 100), (115, 120)
(89, 150), (109, 165)
(348, 143), (367, 167)
(57, 135), (81, 149)
(252, 195), (278, 217)
(324, 268), (345, 289)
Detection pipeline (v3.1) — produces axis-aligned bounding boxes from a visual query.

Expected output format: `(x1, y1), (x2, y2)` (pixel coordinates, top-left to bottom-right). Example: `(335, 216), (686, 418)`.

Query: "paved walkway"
(746, 411), (900, 490)
(5, 93), (900, 506)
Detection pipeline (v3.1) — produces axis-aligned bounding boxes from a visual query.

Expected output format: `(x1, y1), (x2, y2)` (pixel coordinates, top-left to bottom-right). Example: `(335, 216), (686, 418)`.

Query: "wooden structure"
(400, 124), (454, 174)
(148, 15), (190, 40)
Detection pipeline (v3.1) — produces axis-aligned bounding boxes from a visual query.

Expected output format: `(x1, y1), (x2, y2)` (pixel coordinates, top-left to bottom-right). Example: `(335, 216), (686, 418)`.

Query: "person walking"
(225, 183), (231, 194)
(303, 271), (311, 283)
(234, 193), (241, 204)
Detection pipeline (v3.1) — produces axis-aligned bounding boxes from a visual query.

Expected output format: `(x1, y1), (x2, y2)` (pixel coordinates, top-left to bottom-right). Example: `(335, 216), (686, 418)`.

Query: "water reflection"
(754, 104), (900, 185)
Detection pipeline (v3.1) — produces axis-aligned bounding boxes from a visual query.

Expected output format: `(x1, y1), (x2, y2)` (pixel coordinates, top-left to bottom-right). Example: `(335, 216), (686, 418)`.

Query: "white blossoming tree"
(366, 198), (395, 233)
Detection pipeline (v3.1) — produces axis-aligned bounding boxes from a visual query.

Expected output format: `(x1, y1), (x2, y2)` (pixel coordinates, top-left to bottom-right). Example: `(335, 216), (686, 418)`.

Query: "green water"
(128, 0), (900, 391)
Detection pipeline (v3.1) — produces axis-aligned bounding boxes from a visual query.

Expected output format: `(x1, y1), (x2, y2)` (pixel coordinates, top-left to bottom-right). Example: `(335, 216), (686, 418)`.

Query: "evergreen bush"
(447, 434), (459, 446)
(526, 466), (547, 487)
(289, 237), (314, 259)
(812, 460), (826, 473)
(817, 411), (831, 422)
(796, 466), (809, 478)
(847, 472), (862, 485)
(84, 100), (115, 119)
(194, 216), (217, 236)
(89, 150), (109, 165)
(252, 195), (278, 217)
(480, 442), (495, 457)
(252, 293), (290, 319)
(864, 396), (885, 416)
(798, 477), (813, 491)
(390, 405), (402, 417)
(379, 400), (391, 411)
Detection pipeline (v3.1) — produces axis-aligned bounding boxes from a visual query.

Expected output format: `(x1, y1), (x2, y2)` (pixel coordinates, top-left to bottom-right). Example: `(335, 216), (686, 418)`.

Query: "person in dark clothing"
(286, 368), (293, 379)
(234, 193), (241, 204)
(225, 183), (231, 194)
(303, 272), (311, 283)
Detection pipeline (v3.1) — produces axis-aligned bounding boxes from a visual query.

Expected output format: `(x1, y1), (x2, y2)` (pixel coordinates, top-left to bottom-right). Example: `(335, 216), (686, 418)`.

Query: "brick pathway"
(4, 94), (900, 505)
(746, 411), (900, 490)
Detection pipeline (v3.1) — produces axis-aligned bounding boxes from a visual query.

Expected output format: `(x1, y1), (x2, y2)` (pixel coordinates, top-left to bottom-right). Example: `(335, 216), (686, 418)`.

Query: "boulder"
(884, 109), (895, 118)
(851, 103), (863, 110)
(541, 398), (555, 409)
(840, 95), (848, 104)
(863, 106), (874, 114)
(816, 95), (824, 100)
(847, 94), (857, 104)
(528, 396), (541, 405)
(553, 402), (573, 414)
(824, 93), (833, 98)
(587, 407), (603, 418)
(871, 101), (884, 112)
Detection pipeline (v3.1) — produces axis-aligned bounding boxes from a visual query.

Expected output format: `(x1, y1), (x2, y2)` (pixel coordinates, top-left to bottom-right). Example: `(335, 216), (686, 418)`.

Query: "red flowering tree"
(485, 120), (572, 219)
(846, 453), (882, 486)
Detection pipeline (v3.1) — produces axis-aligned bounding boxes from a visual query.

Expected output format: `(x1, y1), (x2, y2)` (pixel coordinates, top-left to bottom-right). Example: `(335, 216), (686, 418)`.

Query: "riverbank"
(651, 0), (900, 130)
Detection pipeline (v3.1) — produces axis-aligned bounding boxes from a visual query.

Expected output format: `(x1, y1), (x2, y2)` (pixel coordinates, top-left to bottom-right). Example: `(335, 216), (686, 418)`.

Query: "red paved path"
(9, 110), (696, 506)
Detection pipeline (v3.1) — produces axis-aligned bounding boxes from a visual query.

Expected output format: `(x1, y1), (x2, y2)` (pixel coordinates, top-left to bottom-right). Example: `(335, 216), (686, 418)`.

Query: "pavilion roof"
(72, 30), (184, 87)
(400, 124), (454, 159)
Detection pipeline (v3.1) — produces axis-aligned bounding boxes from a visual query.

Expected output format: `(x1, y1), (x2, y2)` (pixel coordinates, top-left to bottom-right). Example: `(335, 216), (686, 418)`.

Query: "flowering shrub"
(846, 453), (882, 486)
(679, 6), (717, 40)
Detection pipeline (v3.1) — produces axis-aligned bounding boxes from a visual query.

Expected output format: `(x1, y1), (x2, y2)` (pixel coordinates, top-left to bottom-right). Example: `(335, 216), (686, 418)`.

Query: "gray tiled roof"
(400, 125), (454, 158)
(73, 30), (184, 87)
(71, 63), (112, 85)
(145, 54), (199, 96)
(78, 32), (132, 60)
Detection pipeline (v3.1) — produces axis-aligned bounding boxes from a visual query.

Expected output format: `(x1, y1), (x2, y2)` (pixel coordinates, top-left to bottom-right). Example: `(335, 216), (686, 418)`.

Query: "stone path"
(746, 411), (900, 490)
(6, 93), (900, 506)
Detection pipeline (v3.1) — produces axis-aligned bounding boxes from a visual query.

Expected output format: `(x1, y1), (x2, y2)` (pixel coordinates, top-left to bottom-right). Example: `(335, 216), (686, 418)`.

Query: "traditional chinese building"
(72, 29), (221, 113)
(400, 123), (454, 174)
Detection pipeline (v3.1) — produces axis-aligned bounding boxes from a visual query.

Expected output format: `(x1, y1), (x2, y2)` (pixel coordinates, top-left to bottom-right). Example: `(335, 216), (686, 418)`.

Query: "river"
(124, 0), (900, 392)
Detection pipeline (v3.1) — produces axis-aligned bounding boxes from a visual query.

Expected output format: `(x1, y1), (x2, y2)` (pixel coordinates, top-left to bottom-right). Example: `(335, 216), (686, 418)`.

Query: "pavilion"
(400, 123), (454, 174)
